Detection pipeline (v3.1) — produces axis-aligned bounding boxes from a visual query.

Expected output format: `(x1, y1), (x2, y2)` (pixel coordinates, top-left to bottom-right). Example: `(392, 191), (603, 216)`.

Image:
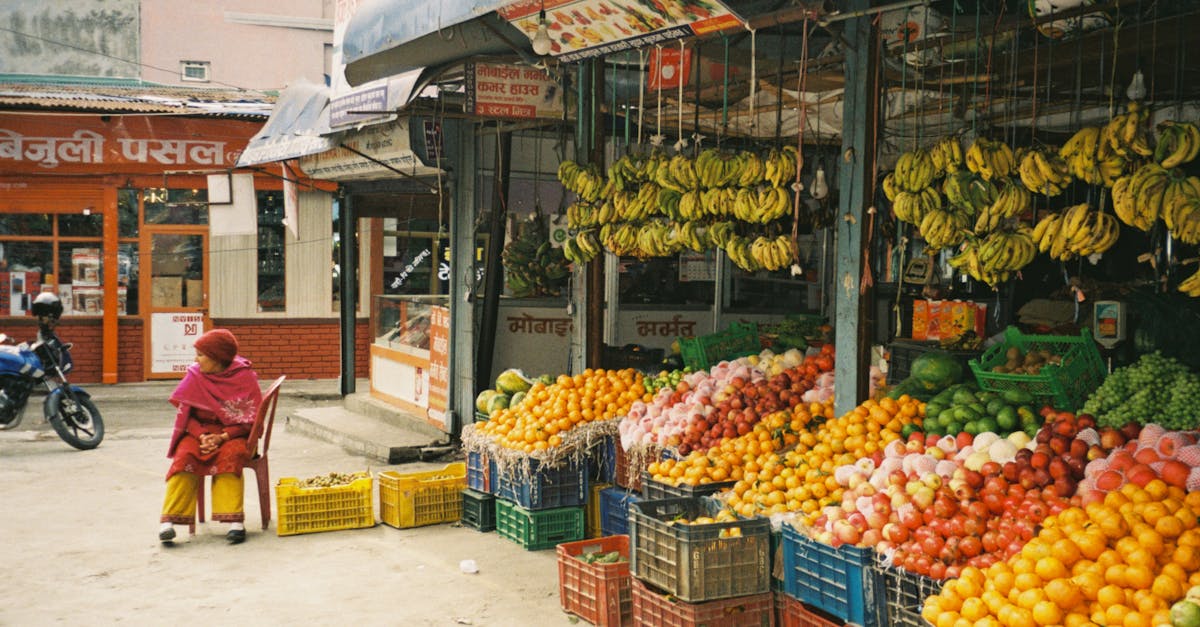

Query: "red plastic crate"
(557, 535), (632, 627)
(631, 578), (773, 627)
(778, 593), (844, 627)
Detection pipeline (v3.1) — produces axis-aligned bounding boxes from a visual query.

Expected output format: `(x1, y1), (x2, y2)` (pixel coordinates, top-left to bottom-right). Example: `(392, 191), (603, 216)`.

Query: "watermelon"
(909, 351), (964, 390)
(486, 393), (511, 414)
(495, 369), (532, 395)
(475, 389), (498, 413)
(509, 391), (527, 407)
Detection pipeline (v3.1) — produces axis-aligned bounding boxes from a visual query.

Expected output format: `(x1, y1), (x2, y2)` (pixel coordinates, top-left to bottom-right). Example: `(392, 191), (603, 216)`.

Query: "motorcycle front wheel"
(46, 393), (104, 450)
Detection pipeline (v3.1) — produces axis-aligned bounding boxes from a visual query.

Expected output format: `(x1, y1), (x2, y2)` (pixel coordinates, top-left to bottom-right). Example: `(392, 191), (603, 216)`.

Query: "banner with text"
(464, 62), (564, 120)
(497, 0), (740, 62)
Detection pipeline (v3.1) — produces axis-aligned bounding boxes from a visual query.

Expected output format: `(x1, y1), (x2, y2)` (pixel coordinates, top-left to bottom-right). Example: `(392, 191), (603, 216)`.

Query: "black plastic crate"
(641, 470), (736, 500)
(601, 344), (665, 372)
(599, 487), (641, 537)
(887, 339), (982, 383)
(630, 497), (770, 603)
(460, 488), (496, 532)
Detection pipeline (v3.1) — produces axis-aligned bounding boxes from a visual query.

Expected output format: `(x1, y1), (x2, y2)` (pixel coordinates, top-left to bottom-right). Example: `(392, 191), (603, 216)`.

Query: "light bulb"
(531, 11), (553, 56)
(1126, 69), (1146, 102)
(811, 166), (829, 200)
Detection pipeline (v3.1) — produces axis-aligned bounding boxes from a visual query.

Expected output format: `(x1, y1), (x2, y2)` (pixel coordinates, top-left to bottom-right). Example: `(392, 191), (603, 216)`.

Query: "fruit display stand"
(495, 499), (585, 551)
(630, 578), (773, 627)
(460, 488), (496, 532)
(630, 497), (771, 603)
(275, 473), (376, 537)
(968, 326), (1105, 412)
(557, 535), (633, 627)
(377, 462), (466, 529)
(780, 523), (885, 627)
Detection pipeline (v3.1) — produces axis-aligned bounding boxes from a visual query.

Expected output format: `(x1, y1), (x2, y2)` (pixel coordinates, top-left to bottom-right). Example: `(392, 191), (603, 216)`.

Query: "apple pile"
(812, 409), (1124, 580)
(618, 347), (832, 455)
(1077, 422), (1200, 502)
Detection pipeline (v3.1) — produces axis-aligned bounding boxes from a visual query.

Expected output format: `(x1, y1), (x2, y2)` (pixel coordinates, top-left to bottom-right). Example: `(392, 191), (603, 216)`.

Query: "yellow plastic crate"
(275, 474), (375, 536)
(378, 462), (467, 529)
(586, 482), (612, 538)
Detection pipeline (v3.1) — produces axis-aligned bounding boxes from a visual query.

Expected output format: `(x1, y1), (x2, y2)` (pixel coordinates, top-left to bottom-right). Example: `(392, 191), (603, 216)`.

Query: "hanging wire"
(791, 17), (810, 249)
(655, 44), (664, 144)
(971, 1), (980, 136)
(720, 34), (730, 146)
(774, 31), (786, 147)
(637, 48), (646, 147)
(748, 28), (758, 136)
(677, 40), (686, 147)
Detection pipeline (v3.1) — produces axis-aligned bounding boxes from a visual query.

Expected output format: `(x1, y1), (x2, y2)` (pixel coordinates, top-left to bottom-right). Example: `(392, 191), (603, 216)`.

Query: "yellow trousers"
(161, 472), (244, 524)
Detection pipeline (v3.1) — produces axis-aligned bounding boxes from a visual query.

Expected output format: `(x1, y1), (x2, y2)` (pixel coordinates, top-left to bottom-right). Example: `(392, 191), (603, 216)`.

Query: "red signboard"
(0, 116), (259, 175)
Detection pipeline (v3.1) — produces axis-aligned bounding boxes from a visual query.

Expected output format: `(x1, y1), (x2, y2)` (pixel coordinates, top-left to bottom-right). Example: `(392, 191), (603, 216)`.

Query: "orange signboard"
(427, 305), (450, 417)
(0, 116), (259, 175)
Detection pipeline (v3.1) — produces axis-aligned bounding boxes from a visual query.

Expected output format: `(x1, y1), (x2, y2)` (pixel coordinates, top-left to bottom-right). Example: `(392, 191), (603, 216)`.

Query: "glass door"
(144, 229), (207, 378)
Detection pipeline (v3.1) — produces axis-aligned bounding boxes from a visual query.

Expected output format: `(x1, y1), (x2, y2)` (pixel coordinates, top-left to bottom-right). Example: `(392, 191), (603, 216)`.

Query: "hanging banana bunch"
(942, 170), (998, 216)
(893, 148), (937, 192)
(965, 137), (1015, 181)
(1161, 174), (1200, 244)
(1017, 146), (1072, 196)
(974, 178), (1032, 234)
(1155, 121), (1200, 169)
(1060, 126), (1104, 186)
(1100, 102), (1153, 159)
(1031, 203), (1121, 261)
(929, 136), (965, 176)
(557, 160), (605, 202)
(1112, 163), (1169, 232)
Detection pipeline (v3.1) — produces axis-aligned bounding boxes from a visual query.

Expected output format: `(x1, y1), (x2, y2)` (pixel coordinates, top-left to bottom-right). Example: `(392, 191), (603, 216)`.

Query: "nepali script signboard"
(0, 116), (250, 175)
(498, 0), (741, 62)
(464, 62), (564, 120)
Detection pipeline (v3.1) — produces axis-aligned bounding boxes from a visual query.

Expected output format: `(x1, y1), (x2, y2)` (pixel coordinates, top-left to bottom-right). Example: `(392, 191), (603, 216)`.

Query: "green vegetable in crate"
(495, 368), (532, 395)
(577, 550), (626, 564)
(909, 351), (966, 390)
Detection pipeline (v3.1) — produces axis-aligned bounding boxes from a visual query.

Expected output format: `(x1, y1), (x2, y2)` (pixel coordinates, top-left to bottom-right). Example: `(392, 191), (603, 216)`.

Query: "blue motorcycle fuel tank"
(0, 344), (43, 376)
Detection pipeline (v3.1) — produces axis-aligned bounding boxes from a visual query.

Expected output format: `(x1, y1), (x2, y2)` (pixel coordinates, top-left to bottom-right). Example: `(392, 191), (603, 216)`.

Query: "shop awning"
(236, 80), (337, 167)
(341, 0), (524, 87)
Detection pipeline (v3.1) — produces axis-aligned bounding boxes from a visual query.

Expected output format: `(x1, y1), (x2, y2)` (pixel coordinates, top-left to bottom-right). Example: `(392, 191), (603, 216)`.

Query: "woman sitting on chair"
(158, 329), (262, 545)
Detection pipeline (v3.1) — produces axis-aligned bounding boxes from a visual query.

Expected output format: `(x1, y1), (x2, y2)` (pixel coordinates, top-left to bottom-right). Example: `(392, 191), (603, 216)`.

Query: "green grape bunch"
(1083, 352), (1200, 430)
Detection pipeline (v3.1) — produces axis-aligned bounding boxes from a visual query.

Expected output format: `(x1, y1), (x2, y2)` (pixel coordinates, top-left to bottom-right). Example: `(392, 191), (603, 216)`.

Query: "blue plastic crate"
(599, 487), (641, 537)
(495, 458), (588, 511)
(589, 435), (616, 484)
(466, 451), (493, 494)
(781, 524), (885, 627)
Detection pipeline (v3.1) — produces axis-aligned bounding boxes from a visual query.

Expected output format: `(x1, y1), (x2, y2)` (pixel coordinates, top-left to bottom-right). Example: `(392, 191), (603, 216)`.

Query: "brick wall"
(0, 318), (369, 383)
(213, 319), (370, 381)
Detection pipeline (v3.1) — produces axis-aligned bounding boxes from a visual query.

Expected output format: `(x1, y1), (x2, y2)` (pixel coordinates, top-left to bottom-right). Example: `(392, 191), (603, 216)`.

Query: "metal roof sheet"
(0, 75), (275, 117)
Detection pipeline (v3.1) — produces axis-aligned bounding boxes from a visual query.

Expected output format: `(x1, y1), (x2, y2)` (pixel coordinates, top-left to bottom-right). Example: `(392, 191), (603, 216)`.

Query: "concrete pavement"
(0, 381), (581, 626)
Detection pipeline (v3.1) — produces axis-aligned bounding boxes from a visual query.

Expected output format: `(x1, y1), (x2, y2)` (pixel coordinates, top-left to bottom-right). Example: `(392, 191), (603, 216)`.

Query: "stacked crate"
(779, 522), (887, 627)
(627, 496), (774, 626)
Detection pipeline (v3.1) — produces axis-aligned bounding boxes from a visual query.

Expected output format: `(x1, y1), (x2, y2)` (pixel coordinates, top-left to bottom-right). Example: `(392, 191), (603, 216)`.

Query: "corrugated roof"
(0, 74), (275, 117)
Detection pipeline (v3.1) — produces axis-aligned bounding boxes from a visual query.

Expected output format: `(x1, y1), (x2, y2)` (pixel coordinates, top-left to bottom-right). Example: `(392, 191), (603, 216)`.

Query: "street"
(0, 389), (575, 626)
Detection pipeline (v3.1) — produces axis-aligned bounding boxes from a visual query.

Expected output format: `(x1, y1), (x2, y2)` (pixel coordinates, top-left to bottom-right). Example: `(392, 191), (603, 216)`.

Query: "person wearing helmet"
(157, 328), (262, 545)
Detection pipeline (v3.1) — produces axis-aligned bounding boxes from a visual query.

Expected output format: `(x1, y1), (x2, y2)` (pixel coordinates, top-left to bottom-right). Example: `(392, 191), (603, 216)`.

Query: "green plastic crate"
(968, 326), (1105, 412)
(677, 322), (761, 371)
(495, 499), (585, 551)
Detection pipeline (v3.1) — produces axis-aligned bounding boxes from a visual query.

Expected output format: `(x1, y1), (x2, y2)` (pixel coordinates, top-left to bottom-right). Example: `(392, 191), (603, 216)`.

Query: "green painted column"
(833, 2), (879, 418)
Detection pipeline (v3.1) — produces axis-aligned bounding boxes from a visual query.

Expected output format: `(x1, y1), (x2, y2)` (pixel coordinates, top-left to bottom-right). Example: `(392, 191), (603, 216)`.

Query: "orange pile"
(647, 403), (820, 488)
(724, 395), (921, 520)
(923, 481), (1200, 627)
(478, 368), (645, 453)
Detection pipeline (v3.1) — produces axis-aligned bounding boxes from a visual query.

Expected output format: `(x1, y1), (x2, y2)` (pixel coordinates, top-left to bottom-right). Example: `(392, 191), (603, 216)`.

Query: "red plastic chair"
(192, 375), (286, 533)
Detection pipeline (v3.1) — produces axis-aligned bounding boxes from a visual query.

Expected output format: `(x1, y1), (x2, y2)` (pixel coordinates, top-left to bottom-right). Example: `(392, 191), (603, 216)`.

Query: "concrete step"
(287, 404), (452, 464)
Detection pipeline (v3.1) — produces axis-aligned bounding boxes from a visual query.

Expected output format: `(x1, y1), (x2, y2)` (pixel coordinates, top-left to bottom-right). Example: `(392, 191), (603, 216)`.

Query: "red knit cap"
(195, 328), (239, 365)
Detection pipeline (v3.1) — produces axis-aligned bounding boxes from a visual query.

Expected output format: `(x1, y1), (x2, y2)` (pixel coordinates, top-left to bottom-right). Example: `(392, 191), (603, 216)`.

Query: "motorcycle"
(0, 292), (104, 450)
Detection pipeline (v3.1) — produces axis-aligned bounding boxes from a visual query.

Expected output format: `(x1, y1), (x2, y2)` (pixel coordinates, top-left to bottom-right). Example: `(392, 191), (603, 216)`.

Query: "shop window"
(618, 255), (715, 306)
(143, 188), (208, 225)
(256, 190), (285, 312)
(118, 243), (138, 316)
(118, 188), (139, 238)
(0, 213), (110, 316)
(382, 217), (443, 297)
(180, 60), (210, 82)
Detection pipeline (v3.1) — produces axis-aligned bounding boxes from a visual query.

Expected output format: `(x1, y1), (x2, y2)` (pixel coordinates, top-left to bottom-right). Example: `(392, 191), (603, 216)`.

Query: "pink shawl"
(166, 356), (261, 457)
